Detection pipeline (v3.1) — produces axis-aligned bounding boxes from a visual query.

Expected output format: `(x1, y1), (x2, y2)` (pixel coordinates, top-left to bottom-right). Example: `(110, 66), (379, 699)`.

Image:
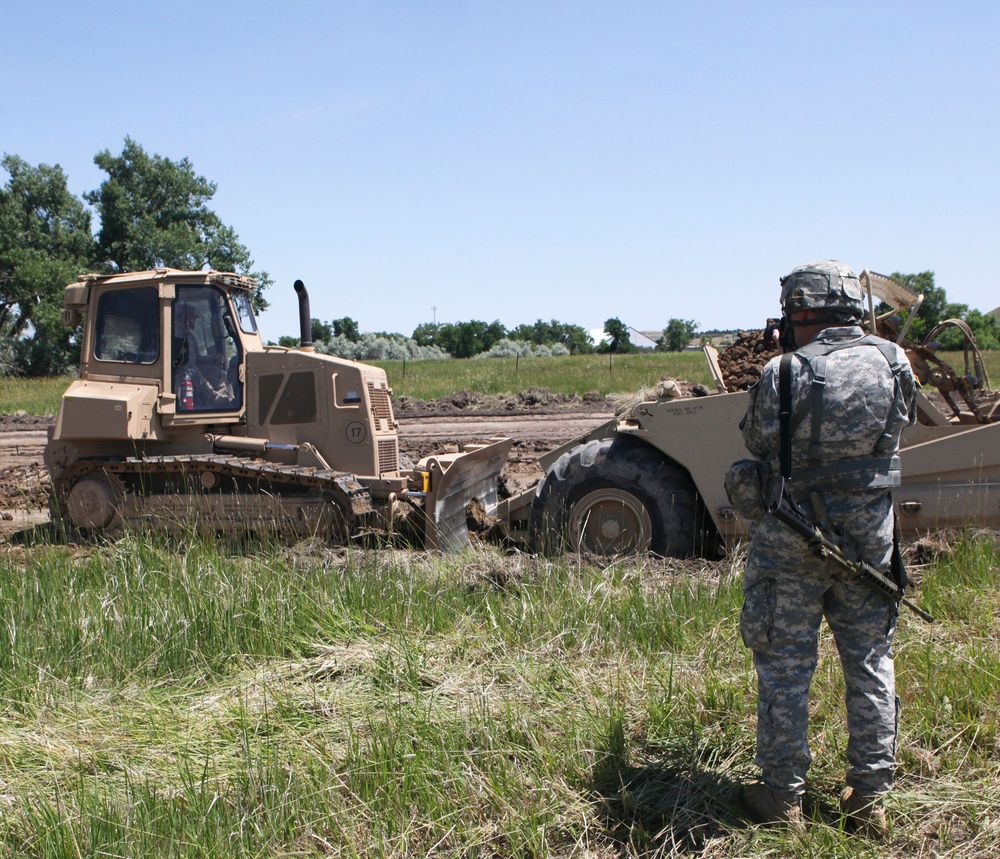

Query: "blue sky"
(4, 1), (998, 341)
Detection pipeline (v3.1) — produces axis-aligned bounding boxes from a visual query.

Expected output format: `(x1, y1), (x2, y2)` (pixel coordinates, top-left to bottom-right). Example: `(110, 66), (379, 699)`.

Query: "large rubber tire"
(530, 436), (699, 558)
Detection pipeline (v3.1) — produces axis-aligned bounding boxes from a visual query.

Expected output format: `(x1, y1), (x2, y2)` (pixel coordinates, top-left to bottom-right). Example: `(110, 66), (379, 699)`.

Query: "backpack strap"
(807, 354), (827, 462)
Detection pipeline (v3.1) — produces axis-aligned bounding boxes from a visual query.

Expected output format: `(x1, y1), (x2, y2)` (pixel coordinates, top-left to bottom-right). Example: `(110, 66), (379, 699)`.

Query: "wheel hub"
(570, 488), (653, 555)
(66, 476), (122, 531)
(600, 519), (623, 540)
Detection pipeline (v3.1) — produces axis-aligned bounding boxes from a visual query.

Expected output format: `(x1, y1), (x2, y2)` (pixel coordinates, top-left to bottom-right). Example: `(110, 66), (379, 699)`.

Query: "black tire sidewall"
(531, 436), (697, 557)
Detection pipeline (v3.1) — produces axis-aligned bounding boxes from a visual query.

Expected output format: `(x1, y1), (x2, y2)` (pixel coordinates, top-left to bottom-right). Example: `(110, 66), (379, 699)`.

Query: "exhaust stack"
(293, 279), (315, 352)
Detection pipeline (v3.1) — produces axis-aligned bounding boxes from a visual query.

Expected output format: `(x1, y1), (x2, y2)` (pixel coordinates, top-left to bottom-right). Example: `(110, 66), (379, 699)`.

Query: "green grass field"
(0, 532), (996, 857)
(369, 351), (716, 400)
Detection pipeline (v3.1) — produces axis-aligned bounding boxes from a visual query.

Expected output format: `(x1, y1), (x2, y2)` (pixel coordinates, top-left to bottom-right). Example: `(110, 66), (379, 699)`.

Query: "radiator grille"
(367, 382), (393, 422)
(377, 438), (399, 476)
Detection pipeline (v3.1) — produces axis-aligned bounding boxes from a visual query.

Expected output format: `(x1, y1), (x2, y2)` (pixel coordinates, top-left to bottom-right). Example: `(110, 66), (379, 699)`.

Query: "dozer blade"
(422, 436), (513, 551)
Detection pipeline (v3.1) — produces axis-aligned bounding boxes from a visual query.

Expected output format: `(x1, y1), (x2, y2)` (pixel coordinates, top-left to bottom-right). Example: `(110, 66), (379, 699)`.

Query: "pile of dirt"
(716, 327), (1000, 417)
(717, 329), (778, 391)
(0, 413), (53, 515)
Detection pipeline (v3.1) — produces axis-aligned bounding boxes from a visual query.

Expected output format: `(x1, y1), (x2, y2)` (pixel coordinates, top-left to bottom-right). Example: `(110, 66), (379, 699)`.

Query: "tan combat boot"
(840, 787), (888, 839)
(743, 781), (804, 829)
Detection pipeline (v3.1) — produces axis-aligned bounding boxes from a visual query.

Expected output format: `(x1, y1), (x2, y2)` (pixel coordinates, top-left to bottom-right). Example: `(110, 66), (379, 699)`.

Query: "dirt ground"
(0, 413), (54, 535)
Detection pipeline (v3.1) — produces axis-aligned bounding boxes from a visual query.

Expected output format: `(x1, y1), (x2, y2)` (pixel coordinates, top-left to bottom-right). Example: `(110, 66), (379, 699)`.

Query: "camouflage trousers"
(741, 497), (899, 796)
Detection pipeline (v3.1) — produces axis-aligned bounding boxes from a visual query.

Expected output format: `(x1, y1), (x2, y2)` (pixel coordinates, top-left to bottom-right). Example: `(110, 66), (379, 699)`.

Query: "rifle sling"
(778, 352), (793, 479)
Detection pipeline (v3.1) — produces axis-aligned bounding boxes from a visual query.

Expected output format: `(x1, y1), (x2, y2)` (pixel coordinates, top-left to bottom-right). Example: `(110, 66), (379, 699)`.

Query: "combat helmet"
(779, 260), (865, 323)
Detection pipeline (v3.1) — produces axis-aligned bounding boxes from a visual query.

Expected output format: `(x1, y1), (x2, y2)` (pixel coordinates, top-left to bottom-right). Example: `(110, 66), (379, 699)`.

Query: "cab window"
(172, 285), (243, 412)
(232, 292), (258, 334)
(94, 287), (159, 363)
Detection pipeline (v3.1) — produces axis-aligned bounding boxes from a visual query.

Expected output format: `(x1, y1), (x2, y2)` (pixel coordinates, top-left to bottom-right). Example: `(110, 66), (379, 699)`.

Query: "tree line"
(293, 282), (1000, 362)
(279, 316), (702, 359)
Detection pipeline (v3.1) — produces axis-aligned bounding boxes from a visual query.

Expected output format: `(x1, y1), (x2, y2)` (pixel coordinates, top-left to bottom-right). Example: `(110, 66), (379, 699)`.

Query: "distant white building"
(588, 326), (659, 349)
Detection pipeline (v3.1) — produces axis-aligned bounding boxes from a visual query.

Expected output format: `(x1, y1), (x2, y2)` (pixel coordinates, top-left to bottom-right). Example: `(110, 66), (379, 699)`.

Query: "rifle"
(766, 482), (935, 623)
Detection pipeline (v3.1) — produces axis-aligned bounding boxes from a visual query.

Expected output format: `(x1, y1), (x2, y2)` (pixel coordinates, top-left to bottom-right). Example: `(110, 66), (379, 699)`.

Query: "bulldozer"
(43, 269), (511, 549)
(498, 271), (1000, 557)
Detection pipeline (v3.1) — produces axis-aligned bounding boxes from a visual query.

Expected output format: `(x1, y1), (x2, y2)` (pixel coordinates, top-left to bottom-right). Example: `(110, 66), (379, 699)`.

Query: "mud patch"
(0, 413), (54, 433)
(0, 415), (52, 514)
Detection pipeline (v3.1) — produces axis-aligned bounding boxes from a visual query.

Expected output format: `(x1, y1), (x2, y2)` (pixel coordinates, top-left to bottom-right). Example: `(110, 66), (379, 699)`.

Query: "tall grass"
(0, 375), (72, 416)
(1, 529), (998, 857)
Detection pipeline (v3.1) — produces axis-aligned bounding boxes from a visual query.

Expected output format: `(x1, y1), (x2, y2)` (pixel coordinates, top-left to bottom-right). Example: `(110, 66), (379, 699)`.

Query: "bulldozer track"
(53, 453), (377, 534)
(59, 454), (374, 504)
(1, 412), (602, 538)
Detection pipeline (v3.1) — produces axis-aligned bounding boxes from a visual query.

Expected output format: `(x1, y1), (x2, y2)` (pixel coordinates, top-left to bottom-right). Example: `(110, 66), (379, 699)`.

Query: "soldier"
(735, 261), (917, 836)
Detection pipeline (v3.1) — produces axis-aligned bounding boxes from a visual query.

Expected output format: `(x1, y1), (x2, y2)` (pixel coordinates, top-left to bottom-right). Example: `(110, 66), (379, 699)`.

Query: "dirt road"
(398, 411), (609, 443)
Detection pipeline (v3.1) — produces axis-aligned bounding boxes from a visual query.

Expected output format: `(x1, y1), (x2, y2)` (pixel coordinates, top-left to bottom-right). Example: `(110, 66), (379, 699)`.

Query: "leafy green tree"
(411, 322), (440, 347)
(482, 320), (508, 353)
(564, 328), (595, 354)
(282, 318), (354, 348)
(310, 318), (333, 343)
(509, 318), (594, 354)
(601, 317), (632, 353)
(659, 318), (699, 352)
(436, 320), (507, 358)
(86, 138), (271, 311)
(332, 316), (360, 342)
(887, 271), (995, 349)
(888, 272), (961, 343)
(0, 155), (94, 375)
(962, 309), (1000, 351)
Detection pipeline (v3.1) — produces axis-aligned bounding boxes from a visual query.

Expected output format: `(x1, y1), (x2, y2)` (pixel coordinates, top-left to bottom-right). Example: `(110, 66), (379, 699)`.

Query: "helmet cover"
(779, 260), (864, 321)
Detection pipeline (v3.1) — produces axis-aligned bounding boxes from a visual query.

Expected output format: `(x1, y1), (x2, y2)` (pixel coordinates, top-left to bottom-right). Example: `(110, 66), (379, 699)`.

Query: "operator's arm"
(888, 341), (918, 431)
(741, 358), (782, 460)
